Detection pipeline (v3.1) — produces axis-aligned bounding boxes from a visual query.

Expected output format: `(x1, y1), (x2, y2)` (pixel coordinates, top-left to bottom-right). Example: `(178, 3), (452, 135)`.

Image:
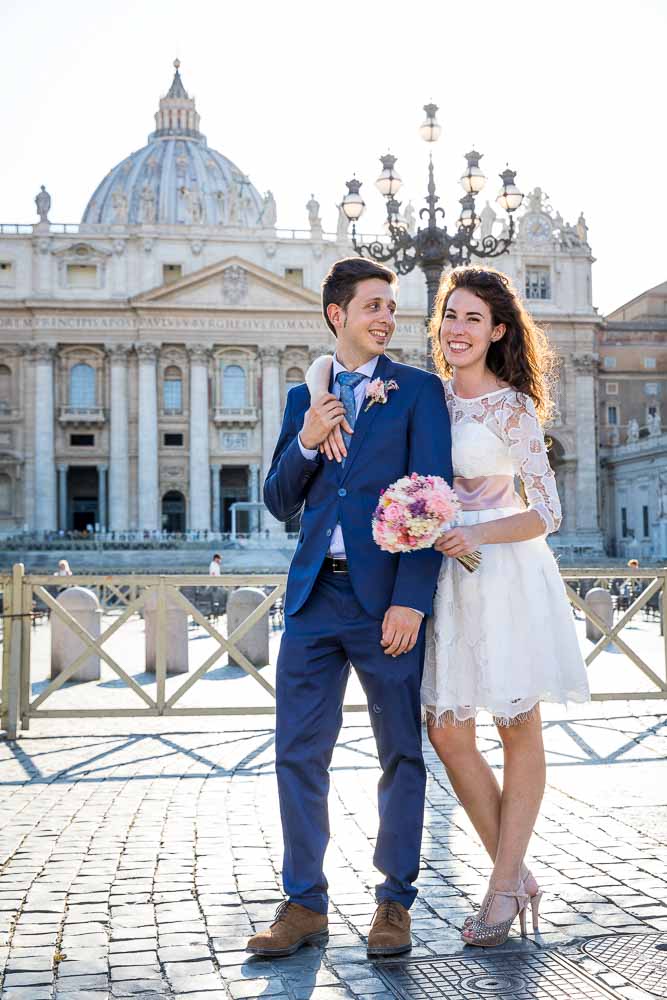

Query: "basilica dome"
(82, 61), (265, 228)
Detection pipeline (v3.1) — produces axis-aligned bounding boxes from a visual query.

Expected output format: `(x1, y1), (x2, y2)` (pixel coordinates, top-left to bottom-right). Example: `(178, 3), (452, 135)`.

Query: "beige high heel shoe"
(462, 886), (530, 947)
(463, 873), (542, 930)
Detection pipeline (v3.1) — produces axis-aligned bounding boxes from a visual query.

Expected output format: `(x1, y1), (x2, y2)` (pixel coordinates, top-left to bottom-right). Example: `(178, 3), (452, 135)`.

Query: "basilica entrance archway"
(162, 490), (186, 533)
(67, 466), (99, 532)
(220, 467), (249, 533)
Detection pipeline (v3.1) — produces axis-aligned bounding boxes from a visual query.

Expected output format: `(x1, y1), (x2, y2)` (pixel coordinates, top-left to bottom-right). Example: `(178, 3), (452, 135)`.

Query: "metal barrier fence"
(1, 565), (666, 740)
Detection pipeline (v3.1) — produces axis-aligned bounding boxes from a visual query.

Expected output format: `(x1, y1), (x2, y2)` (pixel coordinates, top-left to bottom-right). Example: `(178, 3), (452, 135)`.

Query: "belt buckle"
(331, 558), (346, 574)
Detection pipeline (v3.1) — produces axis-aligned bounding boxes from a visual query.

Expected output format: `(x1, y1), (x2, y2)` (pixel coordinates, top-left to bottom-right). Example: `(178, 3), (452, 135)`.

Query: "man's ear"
(326, 302), (343, 333)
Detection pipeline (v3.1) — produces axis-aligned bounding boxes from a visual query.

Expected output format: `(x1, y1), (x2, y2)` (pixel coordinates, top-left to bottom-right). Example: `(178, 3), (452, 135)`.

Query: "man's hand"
(381, 605), (422, 657)
(300, 393), (353, 450)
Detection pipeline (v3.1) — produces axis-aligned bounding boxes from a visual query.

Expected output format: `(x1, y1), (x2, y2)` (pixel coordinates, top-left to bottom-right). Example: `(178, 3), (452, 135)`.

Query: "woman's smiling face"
(440, 287), (504, 369)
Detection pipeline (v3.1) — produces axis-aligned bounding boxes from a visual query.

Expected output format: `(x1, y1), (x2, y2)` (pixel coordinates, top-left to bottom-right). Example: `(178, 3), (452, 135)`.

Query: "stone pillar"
(51, 587), (102, 682)
(58, 464), (68, 533)
(188, 345), (211, 532)
(98, 464), (108, 531)
(112, 240), (127, 298)
(136, 343), (160, 531)
(249, 462), (260, 532)
(260, 347), (283, 534)
(108, 344), (130, 532)
(572, 353), (602, 546)
(211, 463), (221, 533)
(33, 344), (57, 532)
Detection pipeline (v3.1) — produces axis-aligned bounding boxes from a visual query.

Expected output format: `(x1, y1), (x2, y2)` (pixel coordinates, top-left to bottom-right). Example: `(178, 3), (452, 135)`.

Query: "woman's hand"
(435, 525), (482, 558)
(319, 420), (353, 463)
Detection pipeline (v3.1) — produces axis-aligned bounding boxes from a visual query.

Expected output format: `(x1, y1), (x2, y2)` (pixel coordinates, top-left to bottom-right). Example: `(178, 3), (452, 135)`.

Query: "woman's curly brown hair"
(429, 265), (558, 423)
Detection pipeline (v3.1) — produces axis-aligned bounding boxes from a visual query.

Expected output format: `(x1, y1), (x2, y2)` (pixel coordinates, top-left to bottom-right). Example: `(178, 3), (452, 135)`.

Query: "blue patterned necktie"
(336, 370), (366, 459)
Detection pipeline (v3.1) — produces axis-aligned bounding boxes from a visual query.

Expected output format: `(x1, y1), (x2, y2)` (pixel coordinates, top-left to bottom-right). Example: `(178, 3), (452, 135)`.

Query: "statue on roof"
(35, 185), (51, 223)
(306, 194), (321, 229)
(261, 190), (277, 228)
(140, 185), (156, 224)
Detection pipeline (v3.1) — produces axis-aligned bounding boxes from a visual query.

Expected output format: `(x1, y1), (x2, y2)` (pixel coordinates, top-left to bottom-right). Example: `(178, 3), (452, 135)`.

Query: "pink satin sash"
(454, 474), (520, 511)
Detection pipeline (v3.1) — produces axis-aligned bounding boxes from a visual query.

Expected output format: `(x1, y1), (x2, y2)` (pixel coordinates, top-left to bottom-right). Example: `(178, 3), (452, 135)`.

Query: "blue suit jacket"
(264, 353), (453, 620)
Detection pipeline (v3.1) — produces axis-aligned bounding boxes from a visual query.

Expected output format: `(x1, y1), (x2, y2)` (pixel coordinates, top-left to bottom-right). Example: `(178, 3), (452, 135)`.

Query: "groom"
(247, 257), (452, 958)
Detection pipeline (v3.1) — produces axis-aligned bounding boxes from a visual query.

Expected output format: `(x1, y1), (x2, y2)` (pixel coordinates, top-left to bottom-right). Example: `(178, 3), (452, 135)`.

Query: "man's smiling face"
(328, 277), (397, 362)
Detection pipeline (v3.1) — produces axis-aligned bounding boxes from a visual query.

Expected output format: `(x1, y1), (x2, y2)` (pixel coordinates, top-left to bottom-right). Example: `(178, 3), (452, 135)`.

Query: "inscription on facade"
(222, 431), (248, 451)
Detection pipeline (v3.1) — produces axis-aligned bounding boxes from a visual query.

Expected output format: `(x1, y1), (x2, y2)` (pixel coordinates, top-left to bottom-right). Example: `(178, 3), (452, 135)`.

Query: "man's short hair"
(213, 553), (221, 560)
(321, 257), (397, 336)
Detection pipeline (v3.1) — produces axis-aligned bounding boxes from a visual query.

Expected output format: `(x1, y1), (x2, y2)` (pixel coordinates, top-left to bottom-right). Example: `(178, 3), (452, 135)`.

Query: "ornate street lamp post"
(341, 103), (524, 367)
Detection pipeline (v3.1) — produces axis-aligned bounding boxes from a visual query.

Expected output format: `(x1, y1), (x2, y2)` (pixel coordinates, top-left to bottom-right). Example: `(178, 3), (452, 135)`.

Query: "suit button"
(338, 488), (347, 497)
(326, 528), (332, 537)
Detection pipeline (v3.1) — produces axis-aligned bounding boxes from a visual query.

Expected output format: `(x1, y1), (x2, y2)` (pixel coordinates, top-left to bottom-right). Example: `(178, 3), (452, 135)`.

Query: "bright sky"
(2, 0), (665, 315)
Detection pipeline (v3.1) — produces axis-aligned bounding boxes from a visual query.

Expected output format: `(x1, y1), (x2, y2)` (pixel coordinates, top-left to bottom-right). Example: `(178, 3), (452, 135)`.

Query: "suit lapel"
(340, 354), (395, 484)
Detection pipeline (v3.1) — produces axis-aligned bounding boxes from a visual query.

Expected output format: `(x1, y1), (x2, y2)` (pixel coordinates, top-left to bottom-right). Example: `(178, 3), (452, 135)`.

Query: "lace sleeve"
(499, 393), (562, 534)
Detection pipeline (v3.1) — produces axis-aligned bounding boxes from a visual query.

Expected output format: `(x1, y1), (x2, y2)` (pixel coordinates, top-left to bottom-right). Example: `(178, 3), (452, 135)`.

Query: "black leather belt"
(323, 556), (349, 574)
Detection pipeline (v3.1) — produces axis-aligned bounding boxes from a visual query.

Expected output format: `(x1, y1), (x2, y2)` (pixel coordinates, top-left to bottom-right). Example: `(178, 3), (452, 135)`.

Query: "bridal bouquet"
(372, 473), (481, 573)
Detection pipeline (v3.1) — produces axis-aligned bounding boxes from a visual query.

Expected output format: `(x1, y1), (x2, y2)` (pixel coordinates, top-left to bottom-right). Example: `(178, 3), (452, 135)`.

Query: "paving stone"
(2, 989), (54, 1000)
(229, 978), (286, 999)
(58, 958), (110, 976)
(3, 969), (55, 986)
(110, 963), (162, 981)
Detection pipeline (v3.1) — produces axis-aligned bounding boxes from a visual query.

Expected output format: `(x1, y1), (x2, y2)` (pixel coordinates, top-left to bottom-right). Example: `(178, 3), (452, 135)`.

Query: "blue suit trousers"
(275, 566), (426, 915)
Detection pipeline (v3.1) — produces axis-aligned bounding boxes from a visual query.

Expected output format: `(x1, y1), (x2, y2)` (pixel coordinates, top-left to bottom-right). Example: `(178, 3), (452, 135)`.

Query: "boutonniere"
(364, 378), (399, 412)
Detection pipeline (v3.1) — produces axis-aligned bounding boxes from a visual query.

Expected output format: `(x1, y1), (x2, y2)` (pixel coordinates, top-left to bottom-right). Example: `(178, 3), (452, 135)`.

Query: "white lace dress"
(422, 384), (590, 726)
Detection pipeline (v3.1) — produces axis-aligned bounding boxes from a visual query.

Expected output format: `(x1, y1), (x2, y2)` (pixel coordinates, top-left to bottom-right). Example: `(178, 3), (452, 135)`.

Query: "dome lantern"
(150, 59), (204, 143)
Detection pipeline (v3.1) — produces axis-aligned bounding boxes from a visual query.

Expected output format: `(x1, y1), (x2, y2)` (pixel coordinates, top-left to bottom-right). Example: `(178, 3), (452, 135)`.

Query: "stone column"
(136, 343), (160, 532)
(249, 462), (260, 532)
(188, 345), (211, 532)
(211, 463), (221, 533)
(108, 344), (130, 532)
(572, 353), (602, 545)
(58, 464), (68, 533)
(260, 347), (283, 534)
(33, 344), (57, 532)
(98, 464), (108, 531)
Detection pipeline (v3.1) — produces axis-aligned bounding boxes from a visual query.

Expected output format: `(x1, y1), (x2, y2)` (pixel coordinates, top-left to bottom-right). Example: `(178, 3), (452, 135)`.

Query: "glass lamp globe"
(460, 149), (486, 195)
(375, 154), (402, 197)
(419, 102), (442, 143)
(341, 178), (365, 221)
(496, 168), (523, 212)
(458, 194), (479, 229)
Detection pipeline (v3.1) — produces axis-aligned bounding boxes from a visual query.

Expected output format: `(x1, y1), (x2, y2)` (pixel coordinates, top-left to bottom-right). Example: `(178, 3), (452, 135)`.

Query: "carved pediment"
(52, 242), (112, 261)
(132, 256), (321, 310)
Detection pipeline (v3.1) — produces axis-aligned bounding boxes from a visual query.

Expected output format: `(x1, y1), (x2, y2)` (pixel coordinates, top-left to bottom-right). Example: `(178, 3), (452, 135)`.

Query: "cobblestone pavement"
(1, 701), (667, 999)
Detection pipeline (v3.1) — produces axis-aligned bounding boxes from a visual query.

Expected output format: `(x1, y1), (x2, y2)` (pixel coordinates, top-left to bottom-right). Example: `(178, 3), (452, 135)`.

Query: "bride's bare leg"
(466, 708), (545, 929)
(427, 719), (539, 899)
(427, 719), (502, 859)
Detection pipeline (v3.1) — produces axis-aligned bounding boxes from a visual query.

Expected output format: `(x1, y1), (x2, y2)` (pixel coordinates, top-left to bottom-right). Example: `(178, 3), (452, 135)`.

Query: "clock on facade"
(523, 213), (552, 242)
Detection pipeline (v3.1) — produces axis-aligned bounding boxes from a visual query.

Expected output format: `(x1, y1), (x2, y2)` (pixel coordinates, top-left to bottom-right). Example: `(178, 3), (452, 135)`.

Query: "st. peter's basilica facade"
(0, 63), (605, 556)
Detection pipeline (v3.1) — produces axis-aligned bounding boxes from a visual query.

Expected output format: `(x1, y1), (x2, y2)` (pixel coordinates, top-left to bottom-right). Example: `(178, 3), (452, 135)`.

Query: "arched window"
(285, 367), (305, 393)
(163, 365), (183, 412)
(0, 474), (12, 514)
(69, 363), (96, 408)
(0, 365), (11, 413)
(222, 364), (247, 408)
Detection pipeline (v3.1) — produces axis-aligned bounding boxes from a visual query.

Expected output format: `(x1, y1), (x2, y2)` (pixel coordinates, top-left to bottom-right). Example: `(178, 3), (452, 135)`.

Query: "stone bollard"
(226, 587), (270, 669)
(144, 588), (189, 676)
(51, 586), (102, 682)
(585, 587), (614, 644)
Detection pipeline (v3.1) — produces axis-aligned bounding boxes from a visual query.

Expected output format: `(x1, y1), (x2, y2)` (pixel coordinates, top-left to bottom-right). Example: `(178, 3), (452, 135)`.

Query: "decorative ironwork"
(342, 104), (523, 367)
(583, 932), (667, 997)
(374, 953), (621, 1000)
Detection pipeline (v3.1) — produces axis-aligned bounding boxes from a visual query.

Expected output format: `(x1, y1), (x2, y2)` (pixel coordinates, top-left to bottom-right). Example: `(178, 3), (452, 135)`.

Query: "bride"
(306, 264), (590, 948)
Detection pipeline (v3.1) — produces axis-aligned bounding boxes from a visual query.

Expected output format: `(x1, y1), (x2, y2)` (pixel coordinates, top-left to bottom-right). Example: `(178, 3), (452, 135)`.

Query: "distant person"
(54, 559), (72, 577)
(208, 553), (222, 576)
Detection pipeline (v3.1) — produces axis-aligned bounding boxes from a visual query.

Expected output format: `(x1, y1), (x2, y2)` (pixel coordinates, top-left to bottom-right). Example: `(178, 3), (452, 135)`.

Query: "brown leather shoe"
(247, 901), (328, 957)
(367, 901), (412, 956)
